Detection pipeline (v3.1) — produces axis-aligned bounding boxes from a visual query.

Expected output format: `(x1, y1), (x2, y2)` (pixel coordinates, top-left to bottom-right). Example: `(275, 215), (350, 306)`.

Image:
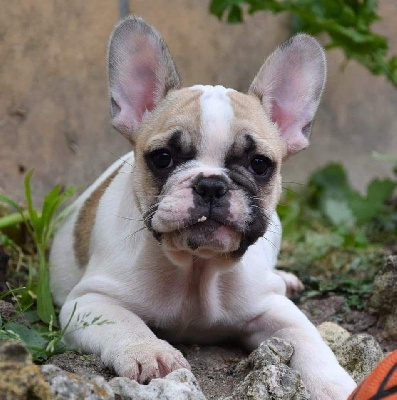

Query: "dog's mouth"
(162, 217), (242, 255)
(182, 215), (241, 233)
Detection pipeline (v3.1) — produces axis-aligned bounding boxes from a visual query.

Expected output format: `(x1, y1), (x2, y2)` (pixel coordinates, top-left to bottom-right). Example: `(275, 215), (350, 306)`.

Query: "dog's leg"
(274, 270), (305, 297)
(242, 293), (356, 399)
(259, 213), (304, 296)
(60, 293), (190, 383)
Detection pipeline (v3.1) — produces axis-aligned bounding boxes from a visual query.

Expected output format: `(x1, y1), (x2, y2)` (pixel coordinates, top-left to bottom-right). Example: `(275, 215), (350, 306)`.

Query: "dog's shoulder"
(73, 151), (134, 267)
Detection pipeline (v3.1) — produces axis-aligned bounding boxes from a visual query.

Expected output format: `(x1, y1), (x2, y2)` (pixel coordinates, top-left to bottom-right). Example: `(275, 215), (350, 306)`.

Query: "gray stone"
(109, 368), (206, 400)
(225, 365), (309, 400)
(236, 337), (294, 373)
(41, 364), (114, 400)
(335, 333), (384, 382)
(224, 338), (309, 400)
(369, 255), (397, 340)
(0, 339), (51, 399)
(0, 300), (31, 327)
(317, 322), (351, 353)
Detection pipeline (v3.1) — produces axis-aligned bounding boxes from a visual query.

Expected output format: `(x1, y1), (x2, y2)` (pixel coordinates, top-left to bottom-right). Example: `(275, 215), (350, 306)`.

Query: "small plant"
(0, 303), (113, 361)
(210, 0), (396, 86)
(0, 170), (76, 324)
(277, 161), (396, 307)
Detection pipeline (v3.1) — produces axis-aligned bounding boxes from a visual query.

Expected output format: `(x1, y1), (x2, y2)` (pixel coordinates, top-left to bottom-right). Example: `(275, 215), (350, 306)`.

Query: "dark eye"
(249, 155), (273, 177)
(151, 150), (174, 169)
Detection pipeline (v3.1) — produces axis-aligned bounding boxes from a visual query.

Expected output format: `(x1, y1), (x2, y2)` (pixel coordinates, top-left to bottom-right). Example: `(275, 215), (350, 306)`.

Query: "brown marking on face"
(74, 166), (122, 268)
(227, 91), (284, 216)
(132, 88), (202, 212)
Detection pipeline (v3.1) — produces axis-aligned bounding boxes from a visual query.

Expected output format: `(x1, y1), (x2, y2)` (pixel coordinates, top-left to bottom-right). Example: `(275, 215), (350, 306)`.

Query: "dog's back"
(50, 151), (134, 305)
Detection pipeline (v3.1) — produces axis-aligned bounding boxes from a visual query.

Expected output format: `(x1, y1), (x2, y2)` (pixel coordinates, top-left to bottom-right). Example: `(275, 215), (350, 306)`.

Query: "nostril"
(193, 176), (229, 200)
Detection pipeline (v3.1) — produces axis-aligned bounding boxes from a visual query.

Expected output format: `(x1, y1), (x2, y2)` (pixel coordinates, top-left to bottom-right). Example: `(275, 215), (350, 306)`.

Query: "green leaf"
(0, 194), (24, 216)
(227, 4), (243, 22)
(350, 179), (396, 224)
(5, 322), (48, 360)
(24, 170), (40, 234)
(36, 255), (57, 325)
(40, 184), (61, 242)
(23, 310), (41, 324)
(210, 0), (235, 18)
(323, 198), (355, 227)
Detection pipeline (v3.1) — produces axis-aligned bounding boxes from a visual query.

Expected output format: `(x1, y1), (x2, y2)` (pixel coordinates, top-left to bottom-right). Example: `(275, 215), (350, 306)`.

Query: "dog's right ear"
(108, 16), (181, 143)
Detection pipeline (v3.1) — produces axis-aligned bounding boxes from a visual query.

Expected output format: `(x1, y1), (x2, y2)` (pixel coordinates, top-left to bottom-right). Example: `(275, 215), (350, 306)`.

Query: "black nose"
(193, 176), (229, 202)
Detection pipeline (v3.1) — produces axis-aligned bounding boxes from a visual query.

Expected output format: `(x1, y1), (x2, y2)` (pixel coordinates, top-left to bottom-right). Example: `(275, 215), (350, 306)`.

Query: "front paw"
(111, 339), (190, 384)
(275, 270), (304, 297)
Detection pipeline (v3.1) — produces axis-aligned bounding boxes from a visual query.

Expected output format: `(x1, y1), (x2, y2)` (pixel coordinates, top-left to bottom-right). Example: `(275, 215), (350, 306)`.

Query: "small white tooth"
(197, 216), (207, 223)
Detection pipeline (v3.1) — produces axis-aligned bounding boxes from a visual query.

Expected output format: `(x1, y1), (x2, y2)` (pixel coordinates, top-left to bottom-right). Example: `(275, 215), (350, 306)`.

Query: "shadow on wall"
(0, 0), (396, 204)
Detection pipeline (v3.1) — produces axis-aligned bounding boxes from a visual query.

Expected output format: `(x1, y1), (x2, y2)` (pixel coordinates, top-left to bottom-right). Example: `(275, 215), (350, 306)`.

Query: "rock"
(109, 368), (206, 400)
(369, 255), (397, 340)
(0, 299), (31, 327)
(335, 333), (384, 383)
(47, 351), (115, 380)
(223, 338), (309, 400)
(318, 322), (385, 383)
(41, 364), (114, 399)
(236, 337), (294, 373)
(228, 365), (310, 400)
(317, 322), (351, 352)
(0, 339), (51, 399)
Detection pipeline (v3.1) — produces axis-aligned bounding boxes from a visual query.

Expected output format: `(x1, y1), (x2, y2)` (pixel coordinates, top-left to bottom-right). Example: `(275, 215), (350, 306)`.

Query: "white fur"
(191, 85), (235, 166)
(50, 147), (355, 397)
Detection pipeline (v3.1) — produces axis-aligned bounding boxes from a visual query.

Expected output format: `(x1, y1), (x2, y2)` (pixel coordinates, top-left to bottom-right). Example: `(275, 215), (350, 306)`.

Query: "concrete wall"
(1, 0), (396, 204)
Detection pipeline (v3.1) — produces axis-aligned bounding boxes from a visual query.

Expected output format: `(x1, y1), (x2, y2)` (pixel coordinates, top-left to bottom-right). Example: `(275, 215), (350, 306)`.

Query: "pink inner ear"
(112, 36), (163, 135)
(271, 100), (294, 134)
(271, 100), (309, 155)
(129, 65), (157, 121)
(123, 40), (160, 123)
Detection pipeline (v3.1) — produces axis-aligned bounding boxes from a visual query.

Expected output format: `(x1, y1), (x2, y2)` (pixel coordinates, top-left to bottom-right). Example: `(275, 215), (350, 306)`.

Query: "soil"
(299, 293), (397, 353)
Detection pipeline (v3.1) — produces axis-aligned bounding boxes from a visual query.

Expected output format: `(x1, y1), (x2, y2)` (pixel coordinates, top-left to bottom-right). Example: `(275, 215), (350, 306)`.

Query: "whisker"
(261, 236), (280, 252)
(121, 226), (147, 243)
(113, 214), (144, 222)
(282, 181), (306, 186)
(109, 151), (134, 168)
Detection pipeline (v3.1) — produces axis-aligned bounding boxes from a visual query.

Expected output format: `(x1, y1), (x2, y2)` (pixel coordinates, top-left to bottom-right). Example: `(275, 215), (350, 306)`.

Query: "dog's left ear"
(249, 34), (326, 158)
(108, 16), (181, 143)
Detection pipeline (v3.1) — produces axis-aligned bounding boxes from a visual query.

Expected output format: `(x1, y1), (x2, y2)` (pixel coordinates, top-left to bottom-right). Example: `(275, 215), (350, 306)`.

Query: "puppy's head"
(108, 17), (326, 267)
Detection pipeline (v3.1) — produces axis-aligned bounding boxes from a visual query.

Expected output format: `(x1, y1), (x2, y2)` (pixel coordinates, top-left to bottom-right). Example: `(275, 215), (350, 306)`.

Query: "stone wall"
(1, 0), (396, 204)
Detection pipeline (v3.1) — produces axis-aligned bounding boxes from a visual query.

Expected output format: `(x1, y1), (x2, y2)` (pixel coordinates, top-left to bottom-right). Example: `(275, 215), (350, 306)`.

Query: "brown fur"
(74, 166), (122, 267)
(132, 89), (202, 211)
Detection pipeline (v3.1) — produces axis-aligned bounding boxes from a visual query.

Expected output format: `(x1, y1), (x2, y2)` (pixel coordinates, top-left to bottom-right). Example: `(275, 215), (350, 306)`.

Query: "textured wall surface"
(1, 0), (396, 204)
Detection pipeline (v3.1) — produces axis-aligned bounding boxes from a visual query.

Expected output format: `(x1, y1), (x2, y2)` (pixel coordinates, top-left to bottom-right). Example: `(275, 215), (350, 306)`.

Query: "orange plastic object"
(348, 350), (397, 399)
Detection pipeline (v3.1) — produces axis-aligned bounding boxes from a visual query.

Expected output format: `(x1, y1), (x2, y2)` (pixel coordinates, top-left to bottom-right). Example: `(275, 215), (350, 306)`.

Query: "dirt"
(299, 293), (397, 353)
(177, 344), (247, 400)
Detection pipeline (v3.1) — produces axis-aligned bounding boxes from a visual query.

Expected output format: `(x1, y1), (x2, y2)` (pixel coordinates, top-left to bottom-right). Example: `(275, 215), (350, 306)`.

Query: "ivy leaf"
(209, 0), (396, 85)
(228, 4), (243, 23)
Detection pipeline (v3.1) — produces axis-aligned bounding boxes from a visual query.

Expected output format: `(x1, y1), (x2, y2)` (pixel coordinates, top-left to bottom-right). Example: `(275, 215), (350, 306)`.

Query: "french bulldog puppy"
(50, 16), (356, 399)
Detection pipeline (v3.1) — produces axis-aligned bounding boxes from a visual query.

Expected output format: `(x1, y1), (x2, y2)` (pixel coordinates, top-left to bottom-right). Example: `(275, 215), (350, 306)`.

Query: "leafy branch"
(209, 0), (396, 86)
(0, 170), (76, 324)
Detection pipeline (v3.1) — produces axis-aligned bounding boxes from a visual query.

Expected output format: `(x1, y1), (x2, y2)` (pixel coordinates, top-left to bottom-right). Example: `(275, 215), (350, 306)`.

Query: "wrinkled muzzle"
(146, 166), (268, 260)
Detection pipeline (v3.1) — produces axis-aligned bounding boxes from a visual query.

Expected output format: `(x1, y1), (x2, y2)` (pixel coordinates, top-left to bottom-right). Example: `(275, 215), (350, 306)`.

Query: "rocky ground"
(0, 256), (396, 399)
